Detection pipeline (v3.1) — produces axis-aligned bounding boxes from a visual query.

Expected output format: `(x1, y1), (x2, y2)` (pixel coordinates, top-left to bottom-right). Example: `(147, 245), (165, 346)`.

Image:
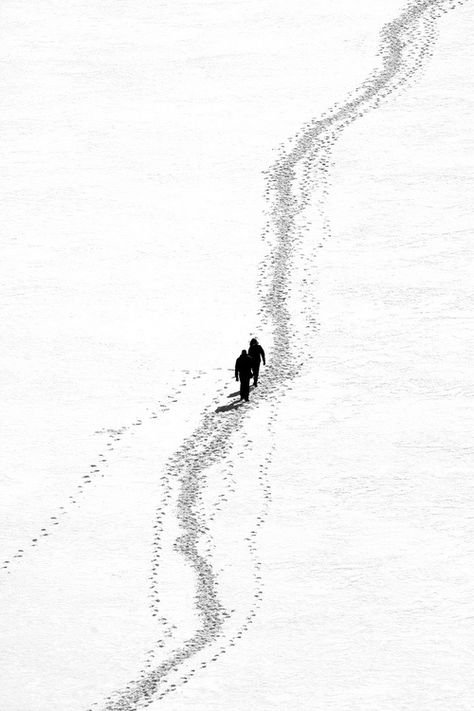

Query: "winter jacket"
(248, 343), (266, 365)
(235, 354), (254, 380)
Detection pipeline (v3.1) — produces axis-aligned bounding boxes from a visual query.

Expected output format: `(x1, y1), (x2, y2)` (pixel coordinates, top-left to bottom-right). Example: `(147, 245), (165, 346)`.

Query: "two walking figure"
(235, 338), (266, 402)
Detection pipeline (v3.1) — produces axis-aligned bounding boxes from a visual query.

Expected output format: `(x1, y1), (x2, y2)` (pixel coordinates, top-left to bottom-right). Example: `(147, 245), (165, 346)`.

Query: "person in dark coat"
(248, 337), (266, 387)
(235, 349), (254, 402)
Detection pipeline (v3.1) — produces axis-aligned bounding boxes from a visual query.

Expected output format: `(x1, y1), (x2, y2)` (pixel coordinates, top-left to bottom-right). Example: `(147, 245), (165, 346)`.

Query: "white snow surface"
(1, 1), (474, 709)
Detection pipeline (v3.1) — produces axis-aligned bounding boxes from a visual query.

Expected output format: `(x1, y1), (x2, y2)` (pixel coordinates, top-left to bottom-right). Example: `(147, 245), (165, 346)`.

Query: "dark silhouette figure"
(248, 337), (266, 387)
(235, 349), (254, 402)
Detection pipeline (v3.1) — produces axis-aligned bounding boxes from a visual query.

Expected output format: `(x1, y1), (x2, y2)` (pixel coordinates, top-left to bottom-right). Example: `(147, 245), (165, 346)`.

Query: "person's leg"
(253, 361), (260, 386)
(239, 379), (244, 400)
(242, 378), (250, 401)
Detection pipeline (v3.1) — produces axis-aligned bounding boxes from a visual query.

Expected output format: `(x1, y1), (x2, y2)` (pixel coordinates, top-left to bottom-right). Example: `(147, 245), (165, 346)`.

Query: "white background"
(1, 1), (473, 709)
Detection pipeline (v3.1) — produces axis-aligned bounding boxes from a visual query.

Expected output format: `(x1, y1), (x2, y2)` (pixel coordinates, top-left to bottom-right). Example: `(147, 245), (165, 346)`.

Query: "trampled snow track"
(89, 1), (470, 709)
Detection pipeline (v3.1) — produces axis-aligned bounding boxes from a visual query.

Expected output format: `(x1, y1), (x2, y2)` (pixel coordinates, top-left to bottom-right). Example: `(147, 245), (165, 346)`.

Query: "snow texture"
(1, 1), (473, 709)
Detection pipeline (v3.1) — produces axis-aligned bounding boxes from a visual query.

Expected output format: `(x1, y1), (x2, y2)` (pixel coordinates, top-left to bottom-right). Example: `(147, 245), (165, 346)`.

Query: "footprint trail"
(89, 1), (470, 709)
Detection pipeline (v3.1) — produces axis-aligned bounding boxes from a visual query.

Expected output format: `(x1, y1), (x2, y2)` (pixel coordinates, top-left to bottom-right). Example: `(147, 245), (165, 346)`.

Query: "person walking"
(235, 349), (254, 402)
(248, 337), (266, 387)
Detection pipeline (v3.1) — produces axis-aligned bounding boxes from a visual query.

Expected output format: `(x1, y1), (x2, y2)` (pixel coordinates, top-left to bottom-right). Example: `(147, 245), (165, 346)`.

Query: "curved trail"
(86, 2), (470, 709)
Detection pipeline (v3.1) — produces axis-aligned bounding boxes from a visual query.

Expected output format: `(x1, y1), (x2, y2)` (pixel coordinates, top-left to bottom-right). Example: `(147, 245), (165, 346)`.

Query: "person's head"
(250, 338), (258, 346)
(241, 349), (247, 356)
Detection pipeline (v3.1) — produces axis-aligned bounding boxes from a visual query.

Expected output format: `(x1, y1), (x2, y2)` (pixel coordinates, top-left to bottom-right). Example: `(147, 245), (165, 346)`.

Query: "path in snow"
(86, 1), (470, 709)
